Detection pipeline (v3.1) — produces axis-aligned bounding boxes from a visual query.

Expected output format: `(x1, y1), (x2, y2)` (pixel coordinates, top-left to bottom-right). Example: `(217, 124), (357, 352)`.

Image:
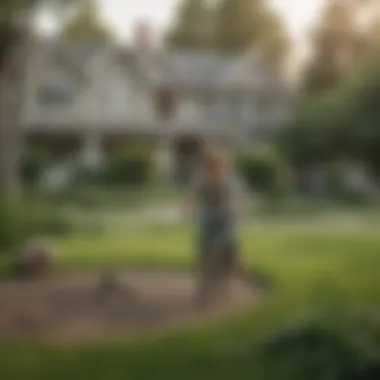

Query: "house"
(22, 35), (291, 183)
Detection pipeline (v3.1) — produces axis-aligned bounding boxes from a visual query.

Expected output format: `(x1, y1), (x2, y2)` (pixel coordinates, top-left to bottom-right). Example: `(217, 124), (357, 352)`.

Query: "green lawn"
(1, 222), (380, 379)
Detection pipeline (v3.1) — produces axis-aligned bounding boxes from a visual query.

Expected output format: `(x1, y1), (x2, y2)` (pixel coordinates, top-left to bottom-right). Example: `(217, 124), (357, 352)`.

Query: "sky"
(39, 0), (325, 44)
(99, 0), (325, 52)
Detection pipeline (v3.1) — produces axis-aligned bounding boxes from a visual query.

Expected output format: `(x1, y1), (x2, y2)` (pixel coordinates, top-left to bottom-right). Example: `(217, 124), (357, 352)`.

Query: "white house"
(22, 37), (292, 182)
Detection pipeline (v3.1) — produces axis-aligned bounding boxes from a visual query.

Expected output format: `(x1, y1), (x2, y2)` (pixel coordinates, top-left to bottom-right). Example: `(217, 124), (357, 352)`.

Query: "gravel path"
(0, 270), (259, 342)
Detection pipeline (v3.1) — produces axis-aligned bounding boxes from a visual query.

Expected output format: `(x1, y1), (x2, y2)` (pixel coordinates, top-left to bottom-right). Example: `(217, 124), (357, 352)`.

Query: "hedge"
(101, 148), (154, 187)
(236, 148), (285, 195)
(20, 149), (49, 187)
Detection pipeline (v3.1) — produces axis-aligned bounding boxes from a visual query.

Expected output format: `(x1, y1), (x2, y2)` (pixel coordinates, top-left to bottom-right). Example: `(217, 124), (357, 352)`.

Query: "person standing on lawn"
(185, 143), (249, 308)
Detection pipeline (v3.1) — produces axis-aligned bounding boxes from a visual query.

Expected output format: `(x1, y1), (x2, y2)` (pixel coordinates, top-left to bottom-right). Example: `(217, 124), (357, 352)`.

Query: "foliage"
(101, 148), (154, 187)
(60, 0), (113, 41)
(20, 149), (49, 187)
(344, 48), (380, 172)
(0, 198), (72, 253)
(276, 92), (347, 167)
(278, 47), (380, 174)
(256, 315), (380, 380)
(165, 0), (213, 49)
(236, 147), (284, 195)
(302, 0), (371, 98)
(325, 161), (346, 199)
(214, 0), (289, 61)
(0, 0), (84, 194)
(165, 0), (289, 67)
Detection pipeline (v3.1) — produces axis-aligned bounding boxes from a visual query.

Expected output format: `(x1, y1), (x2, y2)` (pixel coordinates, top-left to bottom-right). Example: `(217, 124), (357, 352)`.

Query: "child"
(186, 144), (248, 308)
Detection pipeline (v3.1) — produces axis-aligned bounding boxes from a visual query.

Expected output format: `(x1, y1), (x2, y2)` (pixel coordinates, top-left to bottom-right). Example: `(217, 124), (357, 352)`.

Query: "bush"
(0, 200), (24, 252)
(53, 185), (105, 209)
(326, 161), (346, 199)
(0, 199), (72, 253)
(236, 148), (285, 195)
(101, 149), (154, 187)
(253, 315), (380, 380)
(20, 150), (49, 187)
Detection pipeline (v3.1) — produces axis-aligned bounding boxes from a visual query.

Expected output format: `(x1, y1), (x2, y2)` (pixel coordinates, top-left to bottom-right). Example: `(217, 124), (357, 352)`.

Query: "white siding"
(176, 97), (200, 124)
(23, 51), (155, 128)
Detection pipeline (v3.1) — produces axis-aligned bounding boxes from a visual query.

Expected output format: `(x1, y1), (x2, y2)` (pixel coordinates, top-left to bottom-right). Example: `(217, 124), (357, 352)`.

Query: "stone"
(14, 238), (57, 279)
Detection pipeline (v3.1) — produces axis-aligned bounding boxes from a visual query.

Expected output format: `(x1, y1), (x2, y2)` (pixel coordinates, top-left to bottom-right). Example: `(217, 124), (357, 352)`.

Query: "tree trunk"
(0, 41), (27, 197)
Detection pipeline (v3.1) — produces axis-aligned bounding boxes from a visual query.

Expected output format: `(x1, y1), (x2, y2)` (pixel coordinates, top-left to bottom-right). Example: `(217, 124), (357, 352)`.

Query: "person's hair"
(198, 143), (229, 172)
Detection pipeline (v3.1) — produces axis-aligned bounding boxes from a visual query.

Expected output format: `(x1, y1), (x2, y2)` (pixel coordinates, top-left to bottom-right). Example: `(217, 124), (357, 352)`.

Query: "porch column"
(81, 132), (103, 169)
(156, 137), (174, 182)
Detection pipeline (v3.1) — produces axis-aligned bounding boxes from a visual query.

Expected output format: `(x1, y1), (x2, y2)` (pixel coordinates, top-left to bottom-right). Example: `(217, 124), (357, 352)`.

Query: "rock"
(98, 271), (120, 294)
(96, 272), (140, 307)
(14, 238), (57, 279)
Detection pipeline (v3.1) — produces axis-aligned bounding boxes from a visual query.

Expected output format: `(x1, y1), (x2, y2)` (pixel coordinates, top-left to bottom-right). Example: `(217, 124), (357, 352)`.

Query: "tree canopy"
(278, 46), (380, 173)
(165, 0), (213, 50)
(0, 0), (84, 194)
(60, 0), (113, 42)
(302, 0), (379, 98)
(165, 0), (289, 67)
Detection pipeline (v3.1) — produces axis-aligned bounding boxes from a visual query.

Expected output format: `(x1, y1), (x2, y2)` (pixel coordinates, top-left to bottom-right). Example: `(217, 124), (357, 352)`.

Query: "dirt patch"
(0, 270), (260, 342)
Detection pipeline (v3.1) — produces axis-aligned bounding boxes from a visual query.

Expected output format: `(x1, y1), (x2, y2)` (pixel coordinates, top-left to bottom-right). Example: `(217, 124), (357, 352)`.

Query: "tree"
(213, 0), (289, 68)
(343, 48), (380, 173)
(213, 0), (262, 52)
(276, 93), (347, 168)
(165, 0), (289, 69)
(60, 0), (112, 42)
(365, 14), (380, 50)
(278, 47), (380, 176)
(165, 0), (213, 49)
(302, 0), (375, 98)
(0, 0), (83, 196)
(251, 7), (290, 68)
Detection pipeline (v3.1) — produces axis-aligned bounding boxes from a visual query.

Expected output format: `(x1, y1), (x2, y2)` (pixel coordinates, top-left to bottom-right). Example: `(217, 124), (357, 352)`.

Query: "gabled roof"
(155, 51), (242, 88)
(31, 40), (288, 93)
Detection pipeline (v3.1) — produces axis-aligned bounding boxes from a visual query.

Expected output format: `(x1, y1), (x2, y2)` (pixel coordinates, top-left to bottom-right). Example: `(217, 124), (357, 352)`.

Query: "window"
(156, 87), (175, 120)
(37, 85), (72, 107)
(38, 69), (73, 107)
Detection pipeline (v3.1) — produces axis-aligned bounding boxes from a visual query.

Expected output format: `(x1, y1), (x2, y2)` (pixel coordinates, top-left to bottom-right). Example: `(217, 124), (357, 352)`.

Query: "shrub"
(236, 148), (284, 195)
(253, 315), (380, 380)
(20, 150), (49, 187)
(0, 199), (72, 253)
(54, 185), (104, 209)
(326, 161), (346, 199)
(0, 200), (24, 252)
(102, 149), (153, 186)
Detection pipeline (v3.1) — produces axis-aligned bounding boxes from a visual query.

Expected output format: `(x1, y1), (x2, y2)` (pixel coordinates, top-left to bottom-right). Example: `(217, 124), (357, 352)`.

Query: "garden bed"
(0, 270), (260, 342)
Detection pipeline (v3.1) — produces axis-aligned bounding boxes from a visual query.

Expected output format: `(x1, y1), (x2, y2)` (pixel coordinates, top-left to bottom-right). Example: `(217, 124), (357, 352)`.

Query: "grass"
(52, 184), (180, 212)
(1, 222), (380, 379)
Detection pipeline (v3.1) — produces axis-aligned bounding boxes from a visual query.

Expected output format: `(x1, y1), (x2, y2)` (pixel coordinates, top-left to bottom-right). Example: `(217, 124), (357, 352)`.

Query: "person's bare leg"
(196, 244), (221, 309)
(196, 254), (213, 309)
(216, 245), (237, 305)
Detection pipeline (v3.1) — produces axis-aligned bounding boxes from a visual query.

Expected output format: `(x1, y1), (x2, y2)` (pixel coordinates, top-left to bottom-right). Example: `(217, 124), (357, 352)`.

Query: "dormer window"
(38, 85), (72, 106)
(37, 69), (73, 107)
(155, 87), (175, 120)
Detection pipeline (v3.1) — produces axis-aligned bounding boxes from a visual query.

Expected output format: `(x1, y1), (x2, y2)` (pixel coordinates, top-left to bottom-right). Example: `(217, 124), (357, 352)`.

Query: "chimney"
(132, 19), (153, 48)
